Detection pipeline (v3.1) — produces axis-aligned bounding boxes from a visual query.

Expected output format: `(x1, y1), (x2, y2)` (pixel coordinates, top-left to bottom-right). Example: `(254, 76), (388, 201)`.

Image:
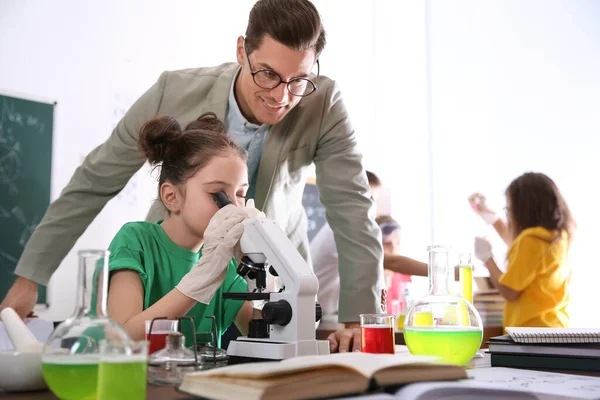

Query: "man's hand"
(327, 327), (361, 353)
(0, 277), (38, 319)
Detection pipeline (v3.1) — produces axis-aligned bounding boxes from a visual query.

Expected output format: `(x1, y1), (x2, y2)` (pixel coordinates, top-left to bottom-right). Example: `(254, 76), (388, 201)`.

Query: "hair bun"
(185, 112), (225, 134)
(138, 116), (182, 163)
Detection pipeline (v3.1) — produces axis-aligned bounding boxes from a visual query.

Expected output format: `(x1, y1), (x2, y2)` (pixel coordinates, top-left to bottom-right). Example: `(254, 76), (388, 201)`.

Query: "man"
(0, 0), (383, 351)
(312, 171), (382, 316)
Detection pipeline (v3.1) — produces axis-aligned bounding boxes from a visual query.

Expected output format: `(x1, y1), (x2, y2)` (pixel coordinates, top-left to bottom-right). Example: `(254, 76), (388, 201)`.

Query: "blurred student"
(375, 216), (412, 314)
(470, 172), (576, 328)
(311, 171), (382, 316)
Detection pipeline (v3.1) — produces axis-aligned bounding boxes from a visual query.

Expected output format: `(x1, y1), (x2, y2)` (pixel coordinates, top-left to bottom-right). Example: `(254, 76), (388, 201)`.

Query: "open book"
(178, 353), (466, 400)
(506, 327), (600, 344)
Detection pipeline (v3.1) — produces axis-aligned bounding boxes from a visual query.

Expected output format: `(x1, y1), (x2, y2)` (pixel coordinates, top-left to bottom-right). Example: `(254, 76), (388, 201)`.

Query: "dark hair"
(366, 170), (381, 187)
(245, 0), (327, 57)
(376, 215), (401, 237)
(138, 112), (247, 195)
(506, 172), (576, 244)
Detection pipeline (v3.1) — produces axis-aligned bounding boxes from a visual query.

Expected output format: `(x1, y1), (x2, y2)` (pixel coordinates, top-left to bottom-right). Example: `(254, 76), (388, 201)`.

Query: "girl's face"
(172, 152), (249, 242)
(382, 233), (400, 255)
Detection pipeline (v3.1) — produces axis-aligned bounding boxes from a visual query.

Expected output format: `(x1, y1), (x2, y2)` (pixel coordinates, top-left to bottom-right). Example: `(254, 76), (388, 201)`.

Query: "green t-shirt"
(99, 221), (246, 347)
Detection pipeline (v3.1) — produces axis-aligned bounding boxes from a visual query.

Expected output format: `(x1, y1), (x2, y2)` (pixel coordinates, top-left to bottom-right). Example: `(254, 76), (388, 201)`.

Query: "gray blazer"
(15, 63), (384, 322)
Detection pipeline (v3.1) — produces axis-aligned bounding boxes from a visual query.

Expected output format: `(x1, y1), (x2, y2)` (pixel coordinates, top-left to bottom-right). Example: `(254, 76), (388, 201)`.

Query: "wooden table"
(0, 384), (187, 399)
(3, 349), (599, 399)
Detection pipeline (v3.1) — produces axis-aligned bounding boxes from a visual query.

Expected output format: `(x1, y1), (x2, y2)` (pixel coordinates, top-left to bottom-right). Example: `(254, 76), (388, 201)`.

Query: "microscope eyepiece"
(212, 191), (233, 209)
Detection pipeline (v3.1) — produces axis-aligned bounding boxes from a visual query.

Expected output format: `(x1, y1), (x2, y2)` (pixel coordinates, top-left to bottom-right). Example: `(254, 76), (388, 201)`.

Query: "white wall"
(0, 0), (422, 320)
(428, 0), (600, 326)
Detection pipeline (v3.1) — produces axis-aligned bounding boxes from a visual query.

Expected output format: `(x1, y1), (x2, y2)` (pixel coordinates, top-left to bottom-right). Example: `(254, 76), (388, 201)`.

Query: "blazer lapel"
(201, 64), (240, 120)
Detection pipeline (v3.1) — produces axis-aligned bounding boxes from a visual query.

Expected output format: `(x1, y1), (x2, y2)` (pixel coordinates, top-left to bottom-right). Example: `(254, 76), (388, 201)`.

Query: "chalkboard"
(0, 93), (54, 305)
(302, 179), (326, 242)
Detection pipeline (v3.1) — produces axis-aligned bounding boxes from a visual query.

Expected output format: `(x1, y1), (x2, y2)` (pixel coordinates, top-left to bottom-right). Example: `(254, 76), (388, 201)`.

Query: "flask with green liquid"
(403, 246), (483, 365)
(42, 250), (130, 400)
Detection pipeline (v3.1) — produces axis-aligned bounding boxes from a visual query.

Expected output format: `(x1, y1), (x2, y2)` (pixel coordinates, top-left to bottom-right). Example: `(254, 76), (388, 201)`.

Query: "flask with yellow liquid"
(403, 246), (483, 365)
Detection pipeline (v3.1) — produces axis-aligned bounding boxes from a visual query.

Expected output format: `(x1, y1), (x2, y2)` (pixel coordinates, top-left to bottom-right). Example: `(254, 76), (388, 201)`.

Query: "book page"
(282, 353), (438, 377)
(467, 367), (600, 399)
(188, 353), (438, 379)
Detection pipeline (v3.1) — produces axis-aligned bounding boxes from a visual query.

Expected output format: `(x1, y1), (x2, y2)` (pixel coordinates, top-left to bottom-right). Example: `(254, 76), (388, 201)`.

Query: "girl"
(102, 112), (356, 351)
(103, 112), (253, 346)
(470, 172), (576, 328)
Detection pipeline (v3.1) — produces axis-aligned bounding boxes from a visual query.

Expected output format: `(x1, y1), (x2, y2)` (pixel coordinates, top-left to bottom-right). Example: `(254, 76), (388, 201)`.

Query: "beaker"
(458, 253), (473, 303)
(41, 250), (130, 400)
(403, 246), (482, 365)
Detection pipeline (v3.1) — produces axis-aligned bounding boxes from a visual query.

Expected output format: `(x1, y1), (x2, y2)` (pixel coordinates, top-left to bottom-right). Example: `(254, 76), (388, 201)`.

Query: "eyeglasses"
(243, 41), (319, 97)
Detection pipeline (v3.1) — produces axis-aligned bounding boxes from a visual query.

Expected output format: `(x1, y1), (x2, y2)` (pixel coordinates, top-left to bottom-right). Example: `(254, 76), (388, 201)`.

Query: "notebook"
(506, 327), (600, 344)
(488, 334), (600, 358)
(178, 352), (467, 400)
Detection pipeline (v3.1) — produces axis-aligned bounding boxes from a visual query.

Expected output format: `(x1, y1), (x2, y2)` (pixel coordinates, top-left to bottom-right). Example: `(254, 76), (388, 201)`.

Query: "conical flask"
(41, 250), (130, 400)
(403, 246), (483, 365)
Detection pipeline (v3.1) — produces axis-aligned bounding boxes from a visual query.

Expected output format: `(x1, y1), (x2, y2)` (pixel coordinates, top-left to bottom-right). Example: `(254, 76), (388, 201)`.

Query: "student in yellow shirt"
(469, 172), (576, 328)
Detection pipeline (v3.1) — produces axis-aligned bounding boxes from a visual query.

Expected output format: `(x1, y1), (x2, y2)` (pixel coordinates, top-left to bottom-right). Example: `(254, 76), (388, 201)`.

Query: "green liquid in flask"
(404, 326), (482, 365)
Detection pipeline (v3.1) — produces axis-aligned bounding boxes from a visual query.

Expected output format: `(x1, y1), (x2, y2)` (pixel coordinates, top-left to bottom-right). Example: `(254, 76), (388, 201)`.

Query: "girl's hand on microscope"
(327, 327), (361, 353)
(176, 204), (248, 304)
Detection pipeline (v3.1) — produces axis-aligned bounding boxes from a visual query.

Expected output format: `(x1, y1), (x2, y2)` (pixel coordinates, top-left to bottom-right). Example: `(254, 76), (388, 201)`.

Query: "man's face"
(235, 35), (317, 125)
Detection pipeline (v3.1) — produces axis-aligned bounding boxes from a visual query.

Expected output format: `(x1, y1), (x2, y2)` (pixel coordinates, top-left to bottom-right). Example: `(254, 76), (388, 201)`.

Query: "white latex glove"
(244, 198), (266, 219)
(468, 192), (500, 225)
(176, 204), (248, 304)
(474, 236), (493, 263)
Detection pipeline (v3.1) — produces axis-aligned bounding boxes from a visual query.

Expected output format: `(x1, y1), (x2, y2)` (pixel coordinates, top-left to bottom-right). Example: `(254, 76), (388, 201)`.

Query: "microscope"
(213, 192), (330, 361)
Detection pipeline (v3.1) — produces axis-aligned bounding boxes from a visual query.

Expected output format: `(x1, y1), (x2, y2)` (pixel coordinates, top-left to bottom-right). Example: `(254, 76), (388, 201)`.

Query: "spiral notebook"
(506, 327), (600, 344)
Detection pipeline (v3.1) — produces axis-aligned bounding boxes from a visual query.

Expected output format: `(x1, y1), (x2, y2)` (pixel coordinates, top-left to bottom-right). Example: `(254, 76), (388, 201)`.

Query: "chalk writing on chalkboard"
(0, 125), (22, 196)
(0, 93), (54, 305)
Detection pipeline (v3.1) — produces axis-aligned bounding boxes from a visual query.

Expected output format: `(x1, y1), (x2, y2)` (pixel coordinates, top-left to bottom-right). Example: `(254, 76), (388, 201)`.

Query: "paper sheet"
(466, 367), (600, 399)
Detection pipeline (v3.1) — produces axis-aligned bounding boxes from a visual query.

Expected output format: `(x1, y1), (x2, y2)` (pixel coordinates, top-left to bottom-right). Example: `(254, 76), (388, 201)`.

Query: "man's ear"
(236, 36), (246, 65)
(160, 182), (182, 213)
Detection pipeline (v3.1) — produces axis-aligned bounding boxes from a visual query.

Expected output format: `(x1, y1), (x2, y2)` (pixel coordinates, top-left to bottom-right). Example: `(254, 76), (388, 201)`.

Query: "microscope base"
(226, 337), (330, 362)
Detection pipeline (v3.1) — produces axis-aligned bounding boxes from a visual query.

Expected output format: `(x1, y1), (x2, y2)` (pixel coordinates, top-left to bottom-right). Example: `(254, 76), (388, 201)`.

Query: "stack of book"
(488, 327), (600, 372)
(473, 277), (504, 327)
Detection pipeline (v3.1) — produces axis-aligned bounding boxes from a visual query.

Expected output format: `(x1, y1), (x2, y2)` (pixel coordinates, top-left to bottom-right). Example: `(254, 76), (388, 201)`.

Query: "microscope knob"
(262, 300), (292, 326)
(315, 302), (323, 322)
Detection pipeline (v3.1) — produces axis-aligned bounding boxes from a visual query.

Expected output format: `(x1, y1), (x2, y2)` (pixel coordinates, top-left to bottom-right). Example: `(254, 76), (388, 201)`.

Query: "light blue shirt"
(225, 68), (270, 196)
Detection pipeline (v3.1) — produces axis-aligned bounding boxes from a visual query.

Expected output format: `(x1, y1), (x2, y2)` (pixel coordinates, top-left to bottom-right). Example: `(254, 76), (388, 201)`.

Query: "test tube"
(458, 253), (473, 303)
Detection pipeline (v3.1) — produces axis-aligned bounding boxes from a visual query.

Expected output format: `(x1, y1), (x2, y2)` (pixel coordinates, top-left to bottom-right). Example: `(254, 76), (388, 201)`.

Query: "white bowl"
(0, 351), (47, 392)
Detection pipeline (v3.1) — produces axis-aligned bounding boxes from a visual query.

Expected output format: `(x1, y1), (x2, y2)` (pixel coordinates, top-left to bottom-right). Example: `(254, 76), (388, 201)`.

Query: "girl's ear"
(160, 182), (183, 213)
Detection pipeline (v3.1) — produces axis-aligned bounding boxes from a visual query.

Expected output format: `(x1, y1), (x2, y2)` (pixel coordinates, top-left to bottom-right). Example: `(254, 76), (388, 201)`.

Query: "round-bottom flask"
(42, 250), (130, 400)
(404, 246), (483, 365)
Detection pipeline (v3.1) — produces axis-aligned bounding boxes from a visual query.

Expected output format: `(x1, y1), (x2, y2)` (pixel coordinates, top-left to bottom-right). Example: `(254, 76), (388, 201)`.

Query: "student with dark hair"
(470, 172), (576, 328)
(96, 112), (352, 349)
(312, 171), (382, 316)
(3, 0), (383, 351)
